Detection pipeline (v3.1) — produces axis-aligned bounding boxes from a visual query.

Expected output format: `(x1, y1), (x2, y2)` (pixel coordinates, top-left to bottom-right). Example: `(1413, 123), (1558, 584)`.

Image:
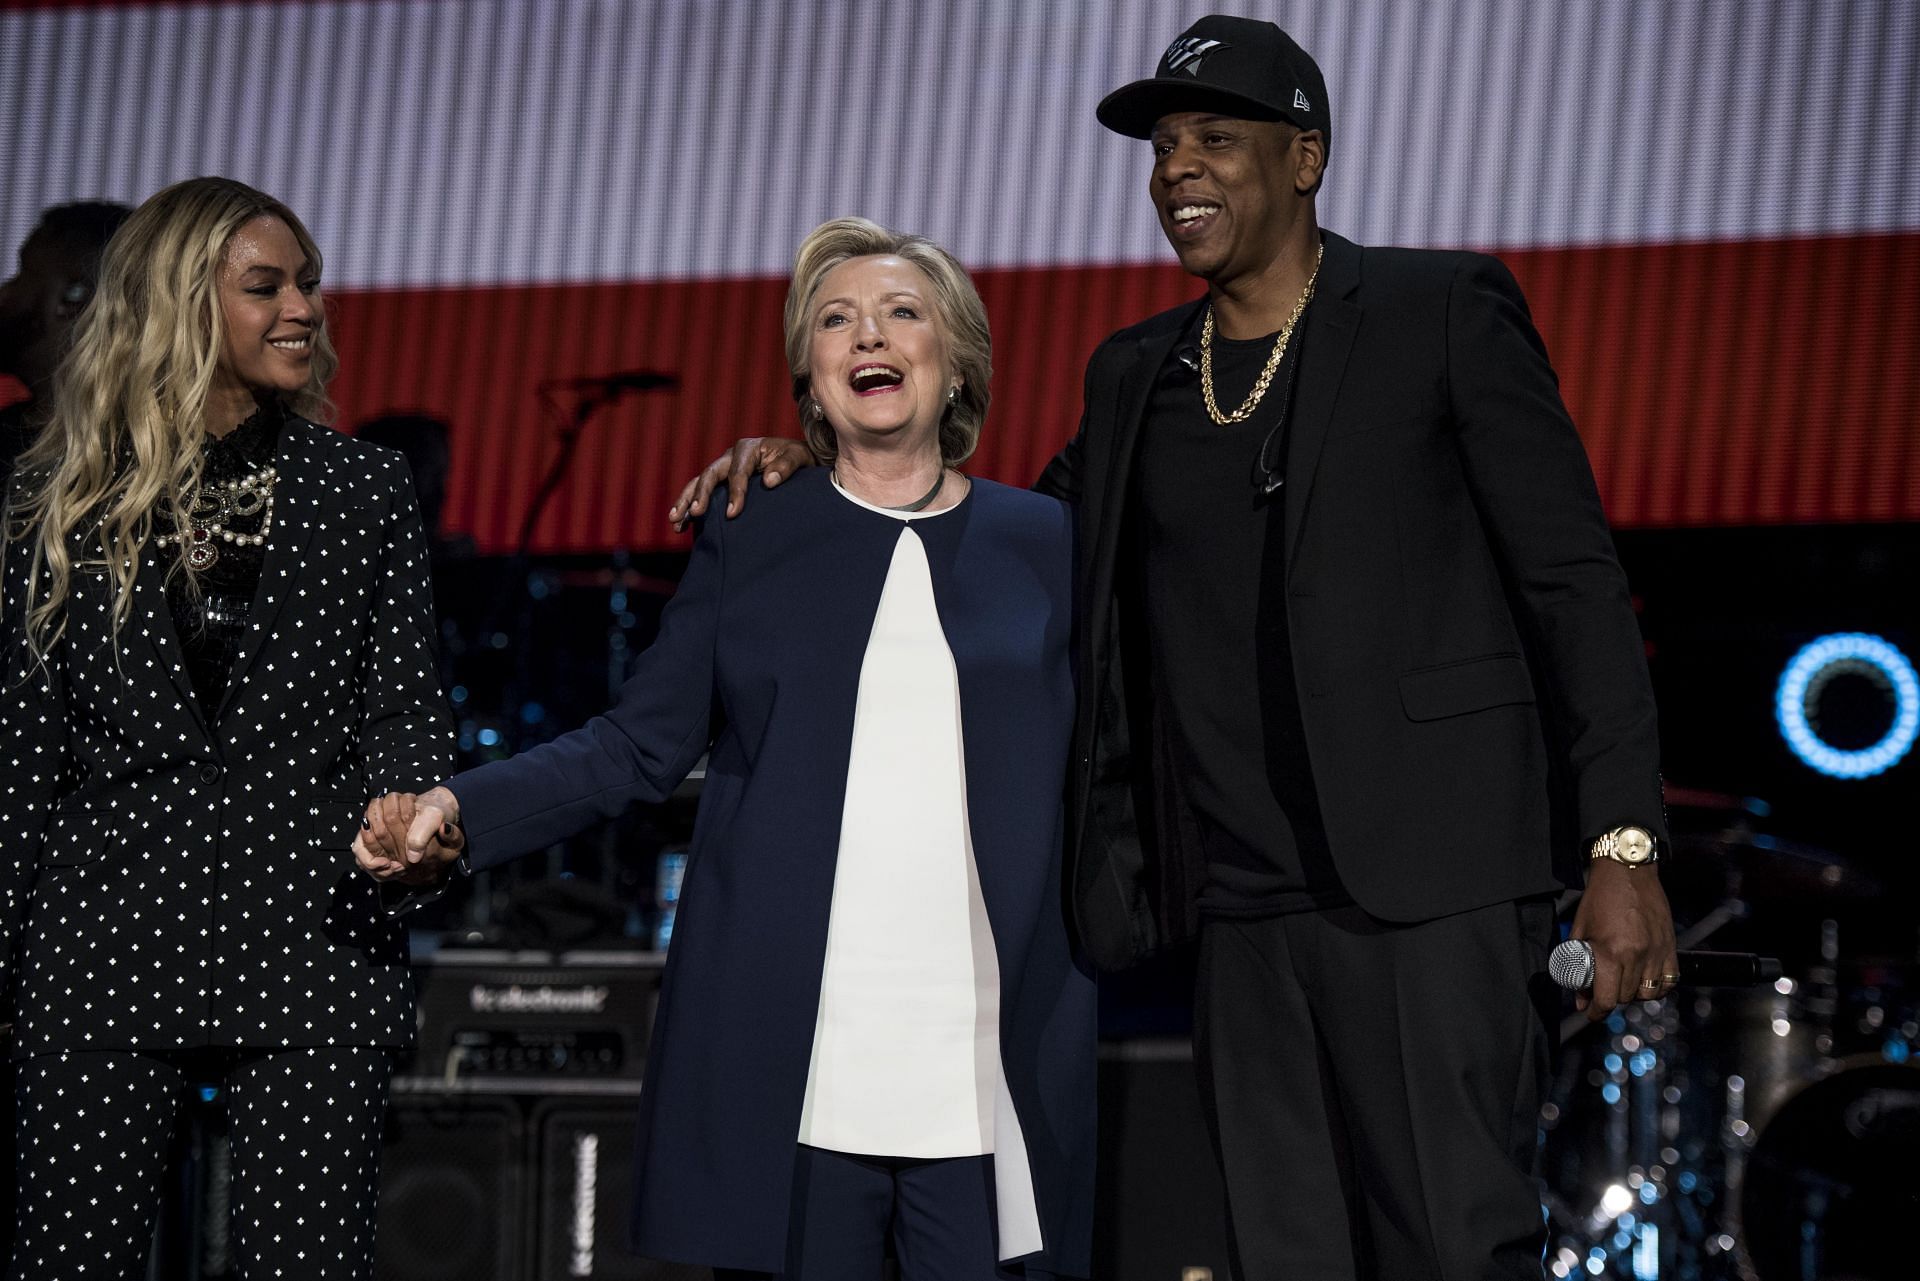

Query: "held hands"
(353, 786), (465, 887)
(1569, 860), (1680, 1020)
(668, 437), (816, 530)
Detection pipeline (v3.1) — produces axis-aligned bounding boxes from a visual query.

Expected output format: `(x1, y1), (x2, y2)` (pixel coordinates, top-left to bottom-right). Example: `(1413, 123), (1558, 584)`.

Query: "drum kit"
(1541, 789), (1919, 1280)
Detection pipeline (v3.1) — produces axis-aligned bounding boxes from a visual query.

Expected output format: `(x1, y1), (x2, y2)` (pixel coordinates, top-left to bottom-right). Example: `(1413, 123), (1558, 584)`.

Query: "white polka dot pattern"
(11, 1045), (392, 1279)
(0, 418), (454, 1056)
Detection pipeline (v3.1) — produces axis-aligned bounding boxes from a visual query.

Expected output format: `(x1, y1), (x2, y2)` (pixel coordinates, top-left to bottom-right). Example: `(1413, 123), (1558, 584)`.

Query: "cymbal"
(1662, 783), (1763, 814)
(1672, 830), (1883, 899)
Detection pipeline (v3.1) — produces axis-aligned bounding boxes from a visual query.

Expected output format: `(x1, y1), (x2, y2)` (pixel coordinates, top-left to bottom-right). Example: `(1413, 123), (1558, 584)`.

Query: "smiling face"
(805, 254), (957, 451)
(211, 214), (321, 408)
(1150, 112), (1319, 288)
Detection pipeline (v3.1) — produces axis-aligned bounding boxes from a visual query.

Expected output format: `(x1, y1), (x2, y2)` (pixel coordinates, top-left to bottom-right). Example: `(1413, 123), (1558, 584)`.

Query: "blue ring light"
(1775, 633), (1919, 778)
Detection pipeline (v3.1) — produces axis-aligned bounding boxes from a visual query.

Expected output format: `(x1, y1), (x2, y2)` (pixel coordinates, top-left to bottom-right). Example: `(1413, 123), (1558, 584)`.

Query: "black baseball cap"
(1097, 15), (1330, 150)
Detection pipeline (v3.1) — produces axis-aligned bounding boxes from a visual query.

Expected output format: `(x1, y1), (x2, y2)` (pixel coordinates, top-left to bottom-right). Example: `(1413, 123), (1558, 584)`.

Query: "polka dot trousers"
(9, 1046), (393, 1280)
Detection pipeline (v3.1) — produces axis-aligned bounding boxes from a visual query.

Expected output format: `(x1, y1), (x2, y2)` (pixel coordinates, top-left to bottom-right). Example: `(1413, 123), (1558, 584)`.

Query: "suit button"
(199, 763), (224, 785)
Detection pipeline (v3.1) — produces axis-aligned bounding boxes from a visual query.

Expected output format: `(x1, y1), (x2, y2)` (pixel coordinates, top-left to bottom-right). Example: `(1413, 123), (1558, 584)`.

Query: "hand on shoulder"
(669, 437), (817, 530)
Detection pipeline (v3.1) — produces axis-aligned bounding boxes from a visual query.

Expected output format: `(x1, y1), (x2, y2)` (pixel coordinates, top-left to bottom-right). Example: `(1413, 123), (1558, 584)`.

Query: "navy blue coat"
(450, 469), (1095, 1275)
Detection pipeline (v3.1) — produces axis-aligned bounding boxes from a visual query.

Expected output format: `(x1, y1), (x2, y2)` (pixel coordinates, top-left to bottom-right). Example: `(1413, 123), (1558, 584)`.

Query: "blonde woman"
(0, 177), (451, 1279)
(362, 219), (1096, 1279)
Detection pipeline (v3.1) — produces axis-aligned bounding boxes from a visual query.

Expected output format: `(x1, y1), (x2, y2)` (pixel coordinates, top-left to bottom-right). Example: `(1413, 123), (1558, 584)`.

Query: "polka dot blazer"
(0, 417), (454, 1054)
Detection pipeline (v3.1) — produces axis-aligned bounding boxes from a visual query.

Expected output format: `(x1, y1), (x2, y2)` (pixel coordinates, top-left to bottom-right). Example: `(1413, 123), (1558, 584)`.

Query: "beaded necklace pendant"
(157, 463), (279, 571)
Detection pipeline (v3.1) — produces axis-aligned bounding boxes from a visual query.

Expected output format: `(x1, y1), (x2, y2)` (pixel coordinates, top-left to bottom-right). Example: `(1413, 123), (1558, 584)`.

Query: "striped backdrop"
(4, 0), (1916, 550)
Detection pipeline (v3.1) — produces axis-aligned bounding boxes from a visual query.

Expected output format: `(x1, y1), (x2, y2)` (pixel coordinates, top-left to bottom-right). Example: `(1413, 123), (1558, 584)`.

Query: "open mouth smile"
(1168, 202), (1222, 238)
(849, 363), (905, 395)
(268, 335), (312, 353)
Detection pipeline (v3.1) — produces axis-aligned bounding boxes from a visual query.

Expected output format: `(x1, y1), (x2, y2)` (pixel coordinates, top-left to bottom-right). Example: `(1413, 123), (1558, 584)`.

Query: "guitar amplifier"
(531, 1099), (708, 1279)
(377, 1095), (528, 1281)
(401, 950), (666, 1091)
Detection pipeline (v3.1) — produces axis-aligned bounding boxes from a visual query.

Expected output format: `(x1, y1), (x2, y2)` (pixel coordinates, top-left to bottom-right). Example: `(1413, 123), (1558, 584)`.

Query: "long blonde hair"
(5, 177), (337, 658)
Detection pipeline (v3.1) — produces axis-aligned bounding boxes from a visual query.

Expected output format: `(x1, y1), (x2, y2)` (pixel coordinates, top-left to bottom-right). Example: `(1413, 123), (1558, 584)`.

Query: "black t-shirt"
(1133, 315), (1350, 918)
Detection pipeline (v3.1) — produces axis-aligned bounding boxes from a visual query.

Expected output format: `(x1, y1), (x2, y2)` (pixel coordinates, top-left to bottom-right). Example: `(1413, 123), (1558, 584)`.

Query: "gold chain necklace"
(1200, 241), (1324, 426)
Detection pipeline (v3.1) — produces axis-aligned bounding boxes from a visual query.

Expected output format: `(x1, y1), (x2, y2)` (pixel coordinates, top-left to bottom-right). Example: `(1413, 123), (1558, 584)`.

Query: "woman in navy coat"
(361, 218), (1094, 1279)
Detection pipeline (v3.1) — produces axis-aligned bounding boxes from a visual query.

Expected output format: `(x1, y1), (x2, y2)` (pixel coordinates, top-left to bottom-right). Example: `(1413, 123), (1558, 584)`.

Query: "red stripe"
(321, 232), (1920, 553)
(5, 234), (1907, 548)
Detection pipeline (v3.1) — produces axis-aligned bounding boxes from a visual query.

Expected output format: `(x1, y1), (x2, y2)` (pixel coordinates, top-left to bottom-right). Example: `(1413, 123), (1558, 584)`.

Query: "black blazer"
(0, 417), (453, 1053)
(1039, 231), (1665, 971)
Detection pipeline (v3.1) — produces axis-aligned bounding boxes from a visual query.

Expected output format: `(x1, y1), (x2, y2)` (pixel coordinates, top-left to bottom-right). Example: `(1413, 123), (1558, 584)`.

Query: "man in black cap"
(1059, 16), (1676, 1277)
(671, 15), (1675, 1278)
(0, 200), (132, 481)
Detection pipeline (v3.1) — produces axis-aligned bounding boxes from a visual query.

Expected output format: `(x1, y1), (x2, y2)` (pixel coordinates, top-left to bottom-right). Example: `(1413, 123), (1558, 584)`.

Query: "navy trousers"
(714, 1144), (1025, 1281)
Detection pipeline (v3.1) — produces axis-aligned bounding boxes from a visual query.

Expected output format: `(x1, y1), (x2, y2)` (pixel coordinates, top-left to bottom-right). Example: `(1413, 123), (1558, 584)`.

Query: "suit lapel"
(1092, 300), (1201, 594)
(216, 417), (318, 720)
(1282, 232), (1364, 576)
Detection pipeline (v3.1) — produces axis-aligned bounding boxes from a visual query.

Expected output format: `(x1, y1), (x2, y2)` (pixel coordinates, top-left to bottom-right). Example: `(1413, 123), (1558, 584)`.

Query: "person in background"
(354, 411), (478, 562)
(0, 200), (132, 480)
(0, 176), (451, 1280)
(362, 217), (1096, 1280)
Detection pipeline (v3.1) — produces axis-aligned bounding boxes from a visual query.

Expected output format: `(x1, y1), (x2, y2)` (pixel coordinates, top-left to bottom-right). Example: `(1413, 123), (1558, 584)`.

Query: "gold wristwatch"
(1590, 825), (1659, 867)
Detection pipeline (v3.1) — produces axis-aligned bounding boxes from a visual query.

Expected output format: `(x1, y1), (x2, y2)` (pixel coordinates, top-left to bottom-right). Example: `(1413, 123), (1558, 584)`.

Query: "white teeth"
(851, 366), (902, 390)
(270, 338), (309, 350)
(1173, 204), (1219, 224)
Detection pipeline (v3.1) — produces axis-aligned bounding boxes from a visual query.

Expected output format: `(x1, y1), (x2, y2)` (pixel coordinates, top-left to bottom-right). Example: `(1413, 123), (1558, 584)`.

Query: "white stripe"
(3, 0), (1914, 288)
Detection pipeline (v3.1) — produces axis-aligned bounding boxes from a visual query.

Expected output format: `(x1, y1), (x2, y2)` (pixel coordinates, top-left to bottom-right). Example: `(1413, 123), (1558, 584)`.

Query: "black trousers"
(1194, 898), (1557, 1281)
(8, 1045), (394, 1281)
(715, 1144), (1026, 1281)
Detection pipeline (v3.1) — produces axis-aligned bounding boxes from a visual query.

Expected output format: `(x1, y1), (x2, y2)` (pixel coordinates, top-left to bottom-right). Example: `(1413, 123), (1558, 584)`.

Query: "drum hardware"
(1671, 829), (1881, 902)
(1544, 884), (1909, 1277)
(1542, 784), (1907, 1279)
(1736, 1059), (1919, 1281)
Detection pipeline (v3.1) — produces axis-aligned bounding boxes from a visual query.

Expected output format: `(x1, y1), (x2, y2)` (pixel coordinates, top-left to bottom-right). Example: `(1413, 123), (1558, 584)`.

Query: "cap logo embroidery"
(1294, 88), (1311, 110)
(1163, 36), (1226, 77)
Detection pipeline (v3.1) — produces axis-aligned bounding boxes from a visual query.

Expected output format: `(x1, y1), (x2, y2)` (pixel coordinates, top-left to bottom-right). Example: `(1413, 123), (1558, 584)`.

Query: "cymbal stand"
(1547, 893), (1751, 1278)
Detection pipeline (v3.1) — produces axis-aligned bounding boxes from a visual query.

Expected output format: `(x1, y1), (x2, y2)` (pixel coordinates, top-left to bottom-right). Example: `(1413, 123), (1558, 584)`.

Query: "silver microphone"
(1549, 939), (1597, 990)
(1548, 939), (1782, 990)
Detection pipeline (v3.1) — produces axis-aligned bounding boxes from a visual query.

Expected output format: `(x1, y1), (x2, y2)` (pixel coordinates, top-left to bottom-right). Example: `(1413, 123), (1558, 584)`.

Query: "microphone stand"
(516, 383), (616, 557)
(447, 383), (642, 942)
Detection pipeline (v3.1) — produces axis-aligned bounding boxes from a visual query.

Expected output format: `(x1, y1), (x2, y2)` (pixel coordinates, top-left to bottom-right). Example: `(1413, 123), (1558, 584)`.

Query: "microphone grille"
(1549, 939), (1595, 990)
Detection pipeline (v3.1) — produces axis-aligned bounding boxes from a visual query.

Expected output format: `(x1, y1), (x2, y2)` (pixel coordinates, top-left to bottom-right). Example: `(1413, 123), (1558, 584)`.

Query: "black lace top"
(163, 400), (282, 716)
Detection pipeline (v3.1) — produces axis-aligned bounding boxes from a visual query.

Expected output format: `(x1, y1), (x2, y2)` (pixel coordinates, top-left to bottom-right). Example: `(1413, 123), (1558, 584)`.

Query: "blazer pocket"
(1399, 654), (1536, 722)
(39, 810), (118, 868)
(309, 795), (367, 849)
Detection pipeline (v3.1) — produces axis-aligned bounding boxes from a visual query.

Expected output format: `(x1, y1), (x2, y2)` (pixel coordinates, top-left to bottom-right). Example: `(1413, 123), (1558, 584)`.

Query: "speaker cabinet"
(377, 1095), (528, 1281)
(530, 1099), (706, 1279)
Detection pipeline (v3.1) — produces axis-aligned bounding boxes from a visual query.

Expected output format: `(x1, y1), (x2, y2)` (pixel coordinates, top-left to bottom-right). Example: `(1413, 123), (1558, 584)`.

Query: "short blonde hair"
(783, 217), (990, 467)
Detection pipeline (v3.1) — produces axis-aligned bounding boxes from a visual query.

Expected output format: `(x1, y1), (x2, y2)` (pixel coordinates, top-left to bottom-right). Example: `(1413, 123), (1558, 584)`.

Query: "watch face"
(1618, 828), (1655, 864)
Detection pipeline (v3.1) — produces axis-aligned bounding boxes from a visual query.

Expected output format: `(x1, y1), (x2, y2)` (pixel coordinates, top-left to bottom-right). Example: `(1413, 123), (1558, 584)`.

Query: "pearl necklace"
(156, 463), (278, 571)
